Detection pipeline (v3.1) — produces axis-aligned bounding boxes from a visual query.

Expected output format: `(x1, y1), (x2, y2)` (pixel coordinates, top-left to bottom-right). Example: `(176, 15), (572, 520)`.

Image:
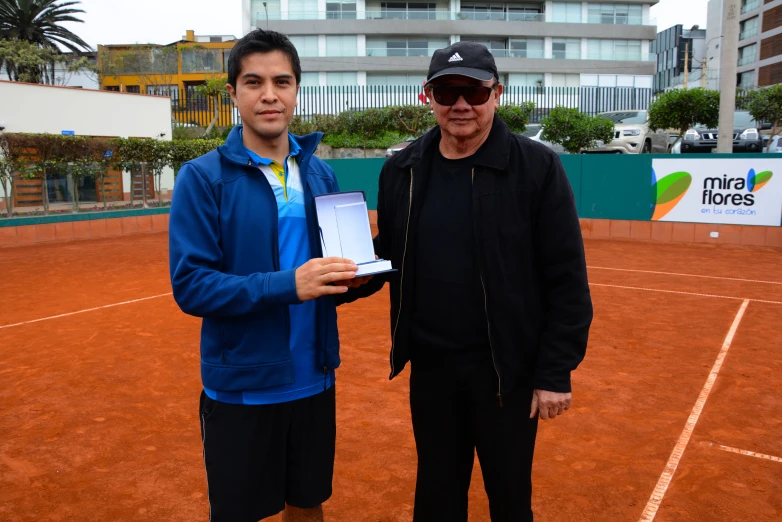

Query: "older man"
(345, 41), (593, 521)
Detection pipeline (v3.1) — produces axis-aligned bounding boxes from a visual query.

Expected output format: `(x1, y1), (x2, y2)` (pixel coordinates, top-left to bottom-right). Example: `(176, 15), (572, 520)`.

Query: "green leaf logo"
(747, 169), (772, 193)
(651, 170), (692, 220)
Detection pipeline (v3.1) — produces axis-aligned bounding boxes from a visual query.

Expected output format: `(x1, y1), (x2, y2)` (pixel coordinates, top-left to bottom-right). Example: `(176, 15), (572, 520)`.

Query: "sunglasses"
(429, 84), (497, 106)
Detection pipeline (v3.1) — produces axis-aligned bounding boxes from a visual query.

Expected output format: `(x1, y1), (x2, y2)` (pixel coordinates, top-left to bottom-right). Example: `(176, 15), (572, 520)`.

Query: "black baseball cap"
(426, 41), (499, 86)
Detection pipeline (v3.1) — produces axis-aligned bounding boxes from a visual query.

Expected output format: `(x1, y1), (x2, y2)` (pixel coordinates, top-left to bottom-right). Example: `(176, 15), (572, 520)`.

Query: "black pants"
(410, 359), (538, 522)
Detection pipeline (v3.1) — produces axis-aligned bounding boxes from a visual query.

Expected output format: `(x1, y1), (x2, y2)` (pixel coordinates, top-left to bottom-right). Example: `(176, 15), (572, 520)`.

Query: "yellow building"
(98, 30), (237, 127)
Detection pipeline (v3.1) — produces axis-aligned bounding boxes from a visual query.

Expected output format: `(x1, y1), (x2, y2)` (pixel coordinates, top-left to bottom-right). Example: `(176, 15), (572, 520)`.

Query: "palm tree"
(0, 0), (92, 82)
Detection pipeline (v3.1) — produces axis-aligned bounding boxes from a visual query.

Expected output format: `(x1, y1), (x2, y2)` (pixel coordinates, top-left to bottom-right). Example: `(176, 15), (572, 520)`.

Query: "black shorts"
(199, 385), (336, 522)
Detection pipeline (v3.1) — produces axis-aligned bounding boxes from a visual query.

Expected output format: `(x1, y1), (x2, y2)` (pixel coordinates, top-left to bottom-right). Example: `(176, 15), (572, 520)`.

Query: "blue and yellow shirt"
(204, 132), (335, 404)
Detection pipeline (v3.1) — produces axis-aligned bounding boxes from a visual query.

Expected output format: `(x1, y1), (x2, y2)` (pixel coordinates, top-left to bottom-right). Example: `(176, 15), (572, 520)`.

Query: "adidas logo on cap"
(448, 53), (463, 62)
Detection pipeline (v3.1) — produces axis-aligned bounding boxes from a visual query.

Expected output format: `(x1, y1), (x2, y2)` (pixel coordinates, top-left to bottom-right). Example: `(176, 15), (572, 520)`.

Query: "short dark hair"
(227, 29), (302, 88)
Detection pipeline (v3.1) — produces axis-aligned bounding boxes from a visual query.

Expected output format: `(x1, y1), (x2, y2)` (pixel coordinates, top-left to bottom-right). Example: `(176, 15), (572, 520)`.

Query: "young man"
(345, 42), (593, 520)
(169, 29), (367, 522)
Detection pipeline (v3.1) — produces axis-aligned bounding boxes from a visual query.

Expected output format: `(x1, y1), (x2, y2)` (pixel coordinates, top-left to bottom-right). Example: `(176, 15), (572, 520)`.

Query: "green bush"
(541, 107), (615, 154)
(496, 102), (535, 133)
(322, 131), (407, 149)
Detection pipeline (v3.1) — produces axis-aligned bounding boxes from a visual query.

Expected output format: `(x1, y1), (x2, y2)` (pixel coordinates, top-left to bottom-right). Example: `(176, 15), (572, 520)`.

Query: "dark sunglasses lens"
(433, 86), (491, 106)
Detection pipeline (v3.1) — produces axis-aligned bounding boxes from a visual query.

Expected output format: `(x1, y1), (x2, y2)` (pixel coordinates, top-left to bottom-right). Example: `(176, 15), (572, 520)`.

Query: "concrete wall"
(0, 81), (175, 196)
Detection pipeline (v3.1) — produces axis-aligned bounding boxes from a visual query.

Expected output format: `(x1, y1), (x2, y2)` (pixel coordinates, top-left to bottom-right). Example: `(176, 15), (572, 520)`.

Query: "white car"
(765, 135), (782, 152)
(585, 110), (669, 154)
(522, 124), (568, 154)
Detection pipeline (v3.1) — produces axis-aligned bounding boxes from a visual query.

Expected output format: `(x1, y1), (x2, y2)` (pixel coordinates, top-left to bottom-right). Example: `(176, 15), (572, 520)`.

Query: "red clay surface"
(0, 234), (780, 521)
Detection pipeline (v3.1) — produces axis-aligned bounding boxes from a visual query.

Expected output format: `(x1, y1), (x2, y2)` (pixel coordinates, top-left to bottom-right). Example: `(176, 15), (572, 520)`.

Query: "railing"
(363, 48), (653, 61)
(365, 47), (437, 57)
(740, 27), (759, 40)
(738, 54), (757, 66)
(167, 87), (653, 125)
(254, 9), (546, 22)
(586, 15), (644, 25)
(741, 0), (761, 15)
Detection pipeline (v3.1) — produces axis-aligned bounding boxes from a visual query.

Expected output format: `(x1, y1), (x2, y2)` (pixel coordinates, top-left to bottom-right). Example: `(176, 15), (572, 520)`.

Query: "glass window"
(253, 0), (281, 24)
(300, 72), (320, 85)
(367, 73), (426, 85)
(326, 72), (358, 85)
(289, 36), (320, 57)
(509, 38), (544, 58)
(738, 71), (755, 89)
(588, 39), (641, 61)
(181, 48), (224, 73)
(508, 73), (544, 87)
(326, 0), (357, 19)
(326, 36), (358, 57)
(552, 2), (582, 23)
(552, 39), (581, 59)
(551, 73), (580, 87)
(288, 0), (318, 19)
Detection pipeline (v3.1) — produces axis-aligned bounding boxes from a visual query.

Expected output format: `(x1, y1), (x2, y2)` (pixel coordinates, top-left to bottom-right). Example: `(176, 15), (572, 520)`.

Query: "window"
(551, 73), (580, 87)
(300, 72), (321, 86)
(460, 3), (505, 21)
(289, 0), (317, 19)
(181, 48), (224, 73)
(326, 72), (358, 85)
(462, 38), (508, 58)
(381, 2), (437, 20)
(507, 6), (543, 22)
(587, 39), (642, 61)
(326, 36), (358, 57)
(366, 37), (447, 57)
(507, 73), (544, 87)
(253, 0), (280, 23)
(552, 2), (582, 23)
(326, 0), (357, 19)
(552, 39), (581, 59)
(367, 73), (426, 86)
(587, 3), (642, 25)
(289, 36), (320, 57)
(739, 43), (757, 66)
(509, 38), (544, 58)
(126, 85), (141, 93)
(738, 70), (755, 89)
(740, 16), (759, 40)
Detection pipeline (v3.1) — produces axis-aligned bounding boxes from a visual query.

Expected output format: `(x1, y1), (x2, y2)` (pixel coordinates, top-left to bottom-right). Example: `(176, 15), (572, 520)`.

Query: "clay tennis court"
(1, 231), (780, 521)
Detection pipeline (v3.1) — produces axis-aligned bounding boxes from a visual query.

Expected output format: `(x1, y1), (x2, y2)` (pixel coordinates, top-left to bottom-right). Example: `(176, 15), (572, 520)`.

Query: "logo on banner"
(747, 169), (773, 193)
(650, 168), (692, 220)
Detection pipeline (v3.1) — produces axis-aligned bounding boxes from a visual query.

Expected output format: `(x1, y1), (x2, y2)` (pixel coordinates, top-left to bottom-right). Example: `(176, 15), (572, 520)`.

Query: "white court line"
(589, 266), (782, 286)
(638, 299), (750, 522)
(713, 443), (782, 464)
(0, 293), (173, 330)
(590, 283), (782, 306)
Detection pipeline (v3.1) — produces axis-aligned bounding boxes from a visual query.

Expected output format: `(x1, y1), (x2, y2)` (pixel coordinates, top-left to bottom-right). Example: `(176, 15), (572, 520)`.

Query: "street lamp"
(263, 2), (269, 30)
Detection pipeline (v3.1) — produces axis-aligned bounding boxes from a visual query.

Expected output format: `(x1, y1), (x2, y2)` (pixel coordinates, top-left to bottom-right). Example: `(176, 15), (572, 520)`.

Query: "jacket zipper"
(390, 167), (414, 377)
(472, 168), (503, 407)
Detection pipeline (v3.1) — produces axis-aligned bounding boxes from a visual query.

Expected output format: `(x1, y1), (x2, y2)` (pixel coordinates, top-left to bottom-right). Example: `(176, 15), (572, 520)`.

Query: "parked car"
(522, 124), (568, 154)
(680, 111), (767, 153)
(765, 135), (782, 153)
(385, 136), (417, 158)
(668, 134), (680, 152)
(584, 110), (669, 154)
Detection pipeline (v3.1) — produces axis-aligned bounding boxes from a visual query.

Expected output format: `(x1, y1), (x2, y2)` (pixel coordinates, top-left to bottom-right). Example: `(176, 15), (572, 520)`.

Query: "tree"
(744, 85), (782, 152)
(541, 107), (615, 154)
(0, 0), (92, 83)
(647, 88), (720, 148)
(0, 38), (57, 82)
(196, 77), (229, 137)
(98, 45), (179, 93)
(496, 102), (535, 134)
(0, 132), (17, 216)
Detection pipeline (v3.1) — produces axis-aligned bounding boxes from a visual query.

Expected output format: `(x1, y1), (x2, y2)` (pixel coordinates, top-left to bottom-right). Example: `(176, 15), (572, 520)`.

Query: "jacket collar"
(401, 115), (512, 171)
(218, 125), (323, 167)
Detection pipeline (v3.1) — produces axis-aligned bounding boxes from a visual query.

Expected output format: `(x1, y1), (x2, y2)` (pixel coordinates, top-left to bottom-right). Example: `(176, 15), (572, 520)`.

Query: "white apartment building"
(241, 0), (659, 89)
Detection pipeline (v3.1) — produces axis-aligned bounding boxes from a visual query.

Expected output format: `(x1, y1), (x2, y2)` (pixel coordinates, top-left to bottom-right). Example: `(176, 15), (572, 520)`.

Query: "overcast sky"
(62, 0), (710, 50)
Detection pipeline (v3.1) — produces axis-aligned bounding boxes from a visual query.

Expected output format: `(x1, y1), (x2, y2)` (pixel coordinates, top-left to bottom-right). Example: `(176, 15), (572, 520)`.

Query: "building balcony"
(364, 48), (654, 61)
(254, 10), (654, 24)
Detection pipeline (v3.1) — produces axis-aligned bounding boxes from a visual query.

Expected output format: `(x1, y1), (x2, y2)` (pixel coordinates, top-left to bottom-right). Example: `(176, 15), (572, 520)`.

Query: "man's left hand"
(530, 389), (572, 420)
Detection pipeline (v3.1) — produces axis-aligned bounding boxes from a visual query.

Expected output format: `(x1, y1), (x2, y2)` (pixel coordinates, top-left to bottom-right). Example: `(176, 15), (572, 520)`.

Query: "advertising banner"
(651, 158), (782, 226)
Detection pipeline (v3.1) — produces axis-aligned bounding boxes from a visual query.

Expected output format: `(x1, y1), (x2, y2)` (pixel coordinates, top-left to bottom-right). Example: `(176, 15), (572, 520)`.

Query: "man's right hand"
(295, 257), (359, 301)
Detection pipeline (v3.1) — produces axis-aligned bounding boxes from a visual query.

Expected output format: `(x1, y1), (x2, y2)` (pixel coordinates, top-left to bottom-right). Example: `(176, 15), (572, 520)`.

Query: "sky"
(62, 0), (710, 50)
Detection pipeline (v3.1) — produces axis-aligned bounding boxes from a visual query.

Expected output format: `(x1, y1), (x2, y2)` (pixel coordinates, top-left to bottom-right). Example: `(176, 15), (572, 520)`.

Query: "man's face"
(425, 76), (502, 140)
(227, 50), (299, 141)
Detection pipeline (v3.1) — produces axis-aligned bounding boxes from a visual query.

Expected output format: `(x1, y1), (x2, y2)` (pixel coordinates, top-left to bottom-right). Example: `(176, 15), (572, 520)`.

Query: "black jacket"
(341, 117), (592, 398)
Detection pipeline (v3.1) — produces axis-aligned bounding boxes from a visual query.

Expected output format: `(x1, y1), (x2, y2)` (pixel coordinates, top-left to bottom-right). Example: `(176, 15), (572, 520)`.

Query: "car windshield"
(600, 111), (647, 124)
(694, 112), (758, 129)
(522, 125), (540, 137)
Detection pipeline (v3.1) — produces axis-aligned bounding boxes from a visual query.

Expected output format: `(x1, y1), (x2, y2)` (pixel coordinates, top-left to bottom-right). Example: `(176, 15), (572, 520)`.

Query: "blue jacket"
(169, 126), (341, 392)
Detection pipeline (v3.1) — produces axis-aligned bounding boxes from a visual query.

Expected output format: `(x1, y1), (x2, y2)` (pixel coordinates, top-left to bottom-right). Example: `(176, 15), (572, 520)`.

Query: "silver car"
(585, 110), (669, 154)
(522, 124), (568, 154)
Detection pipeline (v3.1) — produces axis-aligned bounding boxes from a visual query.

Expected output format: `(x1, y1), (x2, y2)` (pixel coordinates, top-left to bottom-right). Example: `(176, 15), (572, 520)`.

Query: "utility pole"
(683, 40), (689, 90)
(717, 0), (741, 153)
